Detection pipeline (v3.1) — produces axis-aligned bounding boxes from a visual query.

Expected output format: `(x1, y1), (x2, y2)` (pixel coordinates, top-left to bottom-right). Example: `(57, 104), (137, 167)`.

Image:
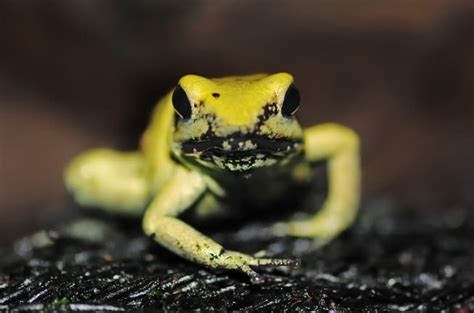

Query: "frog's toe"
(217, 250), (300, 284)
(248, 257), (301, 267)
(272, 220), (315, 237)
(245, 256), (300, 284)
(274, 220), (315, 237)
(272, 219), (341, 240)
(239, 258), (300, 284)
(272, 221), (291, 237)
(239, 265), (265, 284)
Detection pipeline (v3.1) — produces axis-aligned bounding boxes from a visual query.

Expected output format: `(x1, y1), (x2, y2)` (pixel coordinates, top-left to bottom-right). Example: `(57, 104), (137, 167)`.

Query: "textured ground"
(1, 200), (473, 312)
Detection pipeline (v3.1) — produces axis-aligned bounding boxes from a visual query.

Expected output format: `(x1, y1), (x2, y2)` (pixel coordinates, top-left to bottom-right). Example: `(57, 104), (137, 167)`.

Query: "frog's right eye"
(172, 85), (192, 120)
(281, 84), (300, 118)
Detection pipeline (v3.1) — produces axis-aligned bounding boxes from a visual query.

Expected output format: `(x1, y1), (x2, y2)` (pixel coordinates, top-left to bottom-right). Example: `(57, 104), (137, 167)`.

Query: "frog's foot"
(272, 216), (345, 245)
(272, 201), (356, 242)
(216, 250), (300, 284)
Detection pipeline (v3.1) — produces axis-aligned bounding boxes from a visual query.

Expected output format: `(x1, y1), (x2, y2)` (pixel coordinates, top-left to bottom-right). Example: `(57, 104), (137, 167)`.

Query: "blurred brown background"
(1, 0), (473, 244)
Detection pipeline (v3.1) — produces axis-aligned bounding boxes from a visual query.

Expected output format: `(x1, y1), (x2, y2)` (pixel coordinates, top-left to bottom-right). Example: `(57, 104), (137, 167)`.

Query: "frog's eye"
(172, 85), (192, 120)
(281, 84), (300, 118)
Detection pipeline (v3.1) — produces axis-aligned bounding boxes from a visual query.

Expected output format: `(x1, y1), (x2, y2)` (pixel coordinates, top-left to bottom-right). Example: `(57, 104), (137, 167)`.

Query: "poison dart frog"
(65, 73), (361, 283)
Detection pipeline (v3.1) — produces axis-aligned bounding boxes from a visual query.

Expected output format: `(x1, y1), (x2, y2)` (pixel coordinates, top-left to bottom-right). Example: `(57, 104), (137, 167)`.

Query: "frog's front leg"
(143, 166), (298, 283)
(274, 123), (361, 242)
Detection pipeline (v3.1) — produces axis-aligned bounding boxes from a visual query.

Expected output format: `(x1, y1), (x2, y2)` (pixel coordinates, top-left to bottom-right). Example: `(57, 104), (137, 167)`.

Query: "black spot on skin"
(255, 103), (278, 130)
(212, 93), (220, 98)
(197, 121), (217, 141)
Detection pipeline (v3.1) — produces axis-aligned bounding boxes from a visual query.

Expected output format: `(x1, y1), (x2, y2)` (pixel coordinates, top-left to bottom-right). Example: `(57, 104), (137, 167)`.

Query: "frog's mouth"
(179, 135), (303, 172)
(182, 135), (301, 153)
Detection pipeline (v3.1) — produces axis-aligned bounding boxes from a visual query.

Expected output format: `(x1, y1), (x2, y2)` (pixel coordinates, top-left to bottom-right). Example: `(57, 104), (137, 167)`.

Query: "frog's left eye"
(172, 85), (192, 120)
(281, 84), (300, 118)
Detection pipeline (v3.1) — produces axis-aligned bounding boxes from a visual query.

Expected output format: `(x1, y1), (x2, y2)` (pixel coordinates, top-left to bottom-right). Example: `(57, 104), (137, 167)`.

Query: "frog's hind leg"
(65, 148), (150, 216)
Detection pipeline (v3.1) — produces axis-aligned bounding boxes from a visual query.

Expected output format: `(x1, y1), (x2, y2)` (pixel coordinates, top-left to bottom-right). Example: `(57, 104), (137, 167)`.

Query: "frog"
(64, 73), (361, 283)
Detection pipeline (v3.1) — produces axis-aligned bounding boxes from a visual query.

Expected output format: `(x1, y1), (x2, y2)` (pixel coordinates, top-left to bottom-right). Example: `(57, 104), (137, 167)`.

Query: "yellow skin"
(65, 73), (360, 283)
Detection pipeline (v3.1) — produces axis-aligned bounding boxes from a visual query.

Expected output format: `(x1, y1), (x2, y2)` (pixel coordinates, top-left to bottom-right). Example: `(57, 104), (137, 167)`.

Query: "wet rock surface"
(1, 200), (473, 311)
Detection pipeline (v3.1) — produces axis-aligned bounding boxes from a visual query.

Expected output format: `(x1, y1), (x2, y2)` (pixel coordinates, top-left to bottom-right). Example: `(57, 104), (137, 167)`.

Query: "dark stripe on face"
(181, 133), (302, 154)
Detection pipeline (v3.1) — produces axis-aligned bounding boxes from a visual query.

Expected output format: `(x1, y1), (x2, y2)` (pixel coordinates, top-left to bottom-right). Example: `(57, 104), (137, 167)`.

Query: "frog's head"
(171, 73), (304, 173)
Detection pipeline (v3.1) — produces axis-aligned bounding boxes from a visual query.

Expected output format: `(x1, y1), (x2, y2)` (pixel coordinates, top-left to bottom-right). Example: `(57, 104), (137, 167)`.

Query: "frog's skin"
(65, 73), (360, 283)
